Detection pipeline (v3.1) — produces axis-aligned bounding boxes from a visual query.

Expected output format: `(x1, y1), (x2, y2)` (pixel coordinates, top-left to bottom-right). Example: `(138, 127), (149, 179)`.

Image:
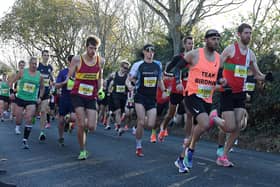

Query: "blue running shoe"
(174, 158), (189, 173)
(216, 147), (224, 157)
(183, 149), (193, 169)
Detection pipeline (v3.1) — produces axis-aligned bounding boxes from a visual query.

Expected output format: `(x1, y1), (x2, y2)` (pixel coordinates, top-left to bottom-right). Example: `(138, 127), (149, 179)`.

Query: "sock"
(23, 125), (32, 139)
(218, 145), (224, 148)
(151, 129), (156, 135)
(47, 114), (50, 123)
(16, 124), (21, 130)
(136, 139), (142, 149)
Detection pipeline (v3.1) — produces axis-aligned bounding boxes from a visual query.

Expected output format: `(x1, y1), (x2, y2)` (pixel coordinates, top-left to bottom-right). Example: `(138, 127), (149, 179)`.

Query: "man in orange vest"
(174, 29), (226, 173)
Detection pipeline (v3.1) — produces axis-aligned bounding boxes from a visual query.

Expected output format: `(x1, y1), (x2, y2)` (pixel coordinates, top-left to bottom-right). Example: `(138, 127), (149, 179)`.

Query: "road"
(0, 119), (279, 187)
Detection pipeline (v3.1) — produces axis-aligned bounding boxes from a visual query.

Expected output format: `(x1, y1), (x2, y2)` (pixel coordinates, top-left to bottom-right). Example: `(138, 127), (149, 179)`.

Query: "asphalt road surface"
(0, 119), (279, 187)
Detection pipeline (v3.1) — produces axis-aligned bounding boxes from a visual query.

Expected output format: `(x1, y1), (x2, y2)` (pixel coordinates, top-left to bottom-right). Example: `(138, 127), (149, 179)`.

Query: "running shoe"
(132, 126), (136, 135)
(209, 110), (218, 128)
(39, 131), (46, 141)
(118, 128), (125, 136)
(78, 150), (89, 160)
(136, 148), (144, 157)
(104, 125), (111, 130)
(183, 149), (193, 169)
(15, 128), (21, 135)
(45, 123), (51, 129)
(124, 125), (129, 130)
(174, 158), (189, 173)
(150, 134), (157, 143)
(216, 147), (224, 157)
(22, 140), (29, 149)
(58, 138), (65, 147)
(158, 130), (165, 142)
(163, 129), (168, 137)
(216, 155), (234, 167)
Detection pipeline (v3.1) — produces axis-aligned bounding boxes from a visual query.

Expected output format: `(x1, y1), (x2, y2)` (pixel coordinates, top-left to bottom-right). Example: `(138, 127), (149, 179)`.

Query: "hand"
(265, 72), (273, 82)
(219, 78), (227, 87)
(162, 89), (170, 99)
(98, 89), (105, 100)
(176, 83), (184, 92)
(37, 98), (41, 104)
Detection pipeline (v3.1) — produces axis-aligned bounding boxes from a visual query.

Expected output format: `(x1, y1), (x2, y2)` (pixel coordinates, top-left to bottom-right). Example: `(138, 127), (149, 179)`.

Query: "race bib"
(1, 89), (9, 95)
(144, 77), (157, 87)
(78, 83), (93, 96)
(116, 85), (125, 93)
(23, 83), (36, 93)
(245, 83), (255, 92)
(234, 65), (247, 78)
(43, 78), (50, 87)
(197, 85), (212, 99)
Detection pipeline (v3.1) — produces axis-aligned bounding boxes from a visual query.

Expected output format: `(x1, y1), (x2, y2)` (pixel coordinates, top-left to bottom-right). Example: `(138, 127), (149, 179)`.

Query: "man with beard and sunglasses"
(173, 29), (227, 173)
(126, 44), (167, 157)
(215, 23), (273, 167)
(107, 60), (131, 136)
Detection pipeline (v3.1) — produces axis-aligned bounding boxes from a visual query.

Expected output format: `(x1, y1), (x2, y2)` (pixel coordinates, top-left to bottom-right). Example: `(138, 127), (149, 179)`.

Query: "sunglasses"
(144, 47), (155, 52)
(122, 66), (129, 70)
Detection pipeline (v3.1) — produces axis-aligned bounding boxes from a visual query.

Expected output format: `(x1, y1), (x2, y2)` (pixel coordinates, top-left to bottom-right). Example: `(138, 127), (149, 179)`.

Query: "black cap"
(143, 44), (155, 51)
(205, 29), (221, 38)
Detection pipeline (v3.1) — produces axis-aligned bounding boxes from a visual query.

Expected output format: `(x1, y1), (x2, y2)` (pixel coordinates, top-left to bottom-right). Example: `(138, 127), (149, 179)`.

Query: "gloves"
(67, 78), (74, 90)
(265, 72), (273, 82)
(98, 89), (105, 100)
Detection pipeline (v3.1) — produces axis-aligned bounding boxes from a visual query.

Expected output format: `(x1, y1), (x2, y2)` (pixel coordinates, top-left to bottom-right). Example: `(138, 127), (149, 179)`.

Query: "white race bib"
(144, 77), (157, 87)
(234, 65), (247, 78)
(197, 85), (212, 99)
(23, 83), (36, 93)
(245, 83), (255, 92)
(78, 83), (94, 96)
(116, 85), (125, 93)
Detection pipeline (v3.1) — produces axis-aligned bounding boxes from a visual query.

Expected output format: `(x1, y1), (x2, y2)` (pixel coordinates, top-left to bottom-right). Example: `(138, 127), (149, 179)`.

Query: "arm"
(98, 57), (106, 90)
(249, 51), (266, 81)
(39, 77), (45, 98)
(8, 70), (23, 88)
(65, 56), (79, 83)
(125, 74), (136, 91)
(55, 71), (65, 89)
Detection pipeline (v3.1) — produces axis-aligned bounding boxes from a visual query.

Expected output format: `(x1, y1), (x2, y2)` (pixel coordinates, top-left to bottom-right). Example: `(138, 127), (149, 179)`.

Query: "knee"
(137, 119), (145, 126)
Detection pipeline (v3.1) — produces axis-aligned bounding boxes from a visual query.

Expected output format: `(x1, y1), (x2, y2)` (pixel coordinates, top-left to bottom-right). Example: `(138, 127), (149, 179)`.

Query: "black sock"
(218, 145), (224, 148)
(47, 114), (50, 123)
(23, 126), (32, 139)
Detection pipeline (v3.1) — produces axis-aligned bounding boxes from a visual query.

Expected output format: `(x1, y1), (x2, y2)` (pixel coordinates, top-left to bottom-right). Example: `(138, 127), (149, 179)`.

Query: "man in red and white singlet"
(66, 35), (105, 160)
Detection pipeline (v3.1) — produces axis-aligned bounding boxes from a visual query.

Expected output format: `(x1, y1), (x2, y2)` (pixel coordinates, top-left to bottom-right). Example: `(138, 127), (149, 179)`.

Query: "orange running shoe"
(150, 134), (157, 143)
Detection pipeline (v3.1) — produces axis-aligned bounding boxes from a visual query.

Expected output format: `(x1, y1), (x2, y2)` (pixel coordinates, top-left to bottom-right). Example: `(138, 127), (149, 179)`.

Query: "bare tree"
(140, 0), (246, 54)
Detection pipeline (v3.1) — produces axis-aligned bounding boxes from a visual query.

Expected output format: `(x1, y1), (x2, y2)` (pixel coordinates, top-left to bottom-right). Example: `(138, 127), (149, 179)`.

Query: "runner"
(55, 55), (76, 146)
(216, 23), (273, 167)
(11, 60), (26, 133)
(37, 50), (54, 141)
(150, 72), (172, 143)
(9, 57), (45, 149)
(126, 44), (167, 157)
(174, 29), (226, 173)
(0, 73), (10, 122)
(66, 35), (105, 160)
(158, 36), (194, 142)
(108, 60), (131, 136)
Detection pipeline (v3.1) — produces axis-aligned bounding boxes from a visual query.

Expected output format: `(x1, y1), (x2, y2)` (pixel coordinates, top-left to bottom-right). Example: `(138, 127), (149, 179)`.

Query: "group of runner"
(0, 23), (273, 173)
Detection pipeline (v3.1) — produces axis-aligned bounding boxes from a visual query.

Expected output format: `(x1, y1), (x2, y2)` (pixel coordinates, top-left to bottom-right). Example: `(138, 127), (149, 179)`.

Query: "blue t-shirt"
(56, 68), (70, 98)
(129, 60), (162, 97)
